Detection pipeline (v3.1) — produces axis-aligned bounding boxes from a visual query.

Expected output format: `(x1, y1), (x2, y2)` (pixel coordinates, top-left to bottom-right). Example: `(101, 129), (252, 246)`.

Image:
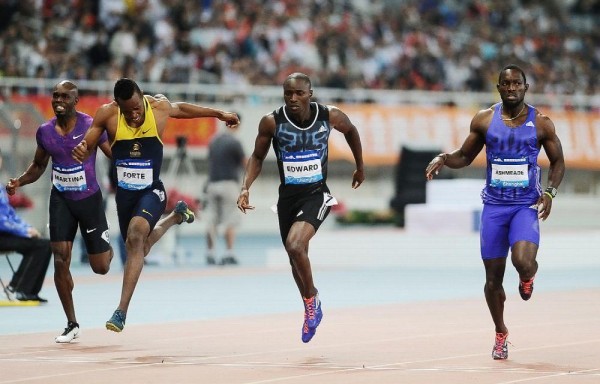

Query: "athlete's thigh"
(277, 196), (301, 244)
(287, 220), (316, 244)
(115, 189), (138, 241)
(295, 191), (332, 232)
(480, 204), (512, 260)
(508, 205), (540, 251)
(48, 188), (78, 242)
(132, 184), (167, 231)
(76, 191), (111, 254)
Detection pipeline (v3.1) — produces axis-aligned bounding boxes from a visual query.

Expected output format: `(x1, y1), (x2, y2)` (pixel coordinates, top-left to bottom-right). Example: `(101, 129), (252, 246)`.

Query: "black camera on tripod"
(176, 135), (187, 149)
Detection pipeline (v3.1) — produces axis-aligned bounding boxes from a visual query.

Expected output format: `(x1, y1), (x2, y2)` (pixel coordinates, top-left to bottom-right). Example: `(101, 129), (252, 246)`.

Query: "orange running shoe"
(519, 276), (535, 301)
(492, 332), (509, 360)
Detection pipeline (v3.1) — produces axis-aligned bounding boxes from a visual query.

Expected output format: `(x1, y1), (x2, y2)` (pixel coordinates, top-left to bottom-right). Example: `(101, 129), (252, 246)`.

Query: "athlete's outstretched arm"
(162, 99), (240, 127)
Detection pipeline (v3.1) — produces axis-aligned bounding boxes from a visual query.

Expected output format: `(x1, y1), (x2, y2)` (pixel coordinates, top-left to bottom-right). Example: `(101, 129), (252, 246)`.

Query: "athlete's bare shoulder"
(532, 106), (552, 124)
(94, 101), (118, 121)
(325, 104), (344, 118)
(263, 110), (276, 120)
(532, 106), (556, 140)
(470, 104), (495, 133)
(101, 100), (118, 110)
(146, 94), (172, 116)
(257, 112), (276, 135)
(475, 104), (495, 119)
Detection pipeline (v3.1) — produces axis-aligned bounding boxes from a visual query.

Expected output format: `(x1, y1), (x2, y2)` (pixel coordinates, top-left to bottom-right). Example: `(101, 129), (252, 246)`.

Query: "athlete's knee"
(53, 257), (67, 273)
(52, 249), (69, 270)
(484, 276), (504, 292)
(512, 253), (537, 272)
(88, 246), (113, 274)
(91, 265), (109, 274)
(126, 230), (146, 248)
(284, 239), (307, 260)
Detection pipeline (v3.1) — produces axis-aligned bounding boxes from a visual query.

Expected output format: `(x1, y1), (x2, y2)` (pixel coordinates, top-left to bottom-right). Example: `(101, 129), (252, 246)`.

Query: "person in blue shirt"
(425, 64), (565, 360)
(0, 149), (51, 302)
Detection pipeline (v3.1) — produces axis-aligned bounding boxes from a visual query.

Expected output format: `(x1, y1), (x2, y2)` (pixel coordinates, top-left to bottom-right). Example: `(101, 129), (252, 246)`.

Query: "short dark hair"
(499, 64), (527, 84)
(285, 72), (312, 89)
(114, 78), (142, 100)
(56, 80), (78, 93)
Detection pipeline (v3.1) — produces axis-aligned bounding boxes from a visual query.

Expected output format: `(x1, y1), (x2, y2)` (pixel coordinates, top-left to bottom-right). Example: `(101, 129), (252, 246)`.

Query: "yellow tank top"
(114, 96), (163, 144)
(111, 96), (164, 190)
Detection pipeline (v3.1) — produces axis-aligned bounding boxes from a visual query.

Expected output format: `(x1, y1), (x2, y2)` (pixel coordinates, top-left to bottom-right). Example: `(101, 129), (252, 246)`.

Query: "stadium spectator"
(0, 1), (597, 96)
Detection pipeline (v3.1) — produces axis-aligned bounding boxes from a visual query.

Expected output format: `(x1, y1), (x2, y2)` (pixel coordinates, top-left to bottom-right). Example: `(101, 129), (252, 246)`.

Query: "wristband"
(545, 186), (557, 199)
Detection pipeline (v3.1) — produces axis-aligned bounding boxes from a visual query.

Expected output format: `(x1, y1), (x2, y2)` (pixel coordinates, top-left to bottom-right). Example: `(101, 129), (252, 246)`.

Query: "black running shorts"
(49, 187), (111, 254)
(277, 189), (332, 244)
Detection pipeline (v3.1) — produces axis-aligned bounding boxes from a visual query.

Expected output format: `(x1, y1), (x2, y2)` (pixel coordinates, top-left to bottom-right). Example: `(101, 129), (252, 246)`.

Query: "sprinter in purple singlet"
(6, 80), (114, 343)
(425, 65), (565, 360)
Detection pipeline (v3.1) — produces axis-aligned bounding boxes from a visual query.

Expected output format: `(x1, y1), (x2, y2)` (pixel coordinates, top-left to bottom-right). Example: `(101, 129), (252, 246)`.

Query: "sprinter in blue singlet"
(425, 64), (565, 360)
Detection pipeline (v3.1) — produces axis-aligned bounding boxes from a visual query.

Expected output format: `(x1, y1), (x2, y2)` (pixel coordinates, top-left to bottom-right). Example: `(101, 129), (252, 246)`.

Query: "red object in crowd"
(165, 189), (201, 214)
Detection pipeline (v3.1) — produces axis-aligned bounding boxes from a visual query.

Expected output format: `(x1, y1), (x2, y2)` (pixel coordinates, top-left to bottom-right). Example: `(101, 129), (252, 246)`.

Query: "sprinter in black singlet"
(237, 73), (364, 343)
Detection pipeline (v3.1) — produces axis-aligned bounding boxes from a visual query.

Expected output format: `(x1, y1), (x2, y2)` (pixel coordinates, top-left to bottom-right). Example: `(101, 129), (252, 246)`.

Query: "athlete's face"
(116, 91), (145, 127)
(51, 83), (78, 117)
(497, 69), (528, 108)
(283, 78), (313, 119)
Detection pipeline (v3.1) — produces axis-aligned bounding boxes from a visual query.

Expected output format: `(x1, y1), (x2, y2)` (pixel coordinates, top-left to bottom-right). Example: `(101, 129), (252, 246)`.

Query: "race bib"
(116, 159), (153, 190)
(490, 156), (529, 188)
(52, 163), (87, 192)
(282, 150), (323, 185)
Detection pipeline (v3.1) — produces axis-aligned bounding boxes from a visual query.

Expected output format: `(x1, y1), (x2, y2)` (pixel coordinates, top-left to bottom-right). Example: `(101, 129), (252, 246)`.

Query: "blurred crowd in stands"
(0, 0), (598, 95)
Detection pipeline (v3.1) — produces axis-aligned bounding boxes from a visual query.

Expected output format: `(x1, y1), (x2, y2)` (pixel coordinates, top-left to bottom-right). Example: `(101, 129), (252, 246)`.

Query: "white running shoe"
(55, 322), (80, 343)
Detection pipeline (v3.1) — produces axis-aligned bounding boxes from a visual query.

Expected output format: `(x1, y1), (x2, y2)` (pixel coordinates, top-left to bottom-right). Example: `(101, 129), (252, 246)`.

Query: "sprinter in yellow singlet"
(72, 78), (239, 332)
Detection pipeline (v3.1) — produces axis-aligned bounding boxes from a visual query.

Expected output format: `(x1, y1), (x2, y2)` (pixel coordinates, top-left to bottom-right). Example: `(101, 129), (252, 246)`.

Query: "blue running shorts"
(480, 203), (540, 260)
(115, 180), (167, 241)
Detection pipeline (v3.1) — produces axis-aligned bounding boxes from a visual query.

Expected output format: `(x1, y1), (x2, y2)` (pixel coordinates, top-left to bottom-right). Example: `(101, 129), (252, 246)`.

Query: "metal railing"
(1, 77), (598, 111)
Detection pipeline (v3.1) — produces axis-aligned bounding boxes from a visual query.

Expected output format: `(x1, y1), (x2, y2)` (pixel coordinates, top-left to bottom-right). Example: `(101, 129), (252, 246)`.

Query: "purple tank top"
(36, 111), (108, 201)
(481, 103), (542, 205)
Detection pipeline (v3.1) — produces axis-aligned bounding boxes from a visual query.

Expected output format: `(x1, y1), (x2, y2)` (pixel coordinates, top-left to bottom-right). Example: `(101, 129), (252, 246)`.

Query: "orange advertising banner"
(329, 104), (600, 169)
(9, 95), (218, 146)
(6, 96), (600, 169)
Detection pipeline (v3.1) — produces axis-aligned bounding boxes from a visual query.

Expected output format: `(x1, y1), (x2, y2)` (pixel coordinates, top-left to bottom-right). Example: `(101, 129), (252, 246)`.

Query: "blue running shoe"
(174, 200), (195, 224)
(106, 309), (126, 332)
(301, 294), (323, 343)
(301, 320), (316, 343)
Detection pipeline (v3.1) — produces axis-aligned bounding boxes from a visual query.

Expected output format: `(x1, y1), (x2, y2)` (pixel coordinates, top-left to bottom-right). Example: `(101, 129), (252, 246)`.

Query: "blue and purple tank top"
(481, 103), (542, 205)
(36, 111), (107, 201)
(272, 102), (331, 198)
